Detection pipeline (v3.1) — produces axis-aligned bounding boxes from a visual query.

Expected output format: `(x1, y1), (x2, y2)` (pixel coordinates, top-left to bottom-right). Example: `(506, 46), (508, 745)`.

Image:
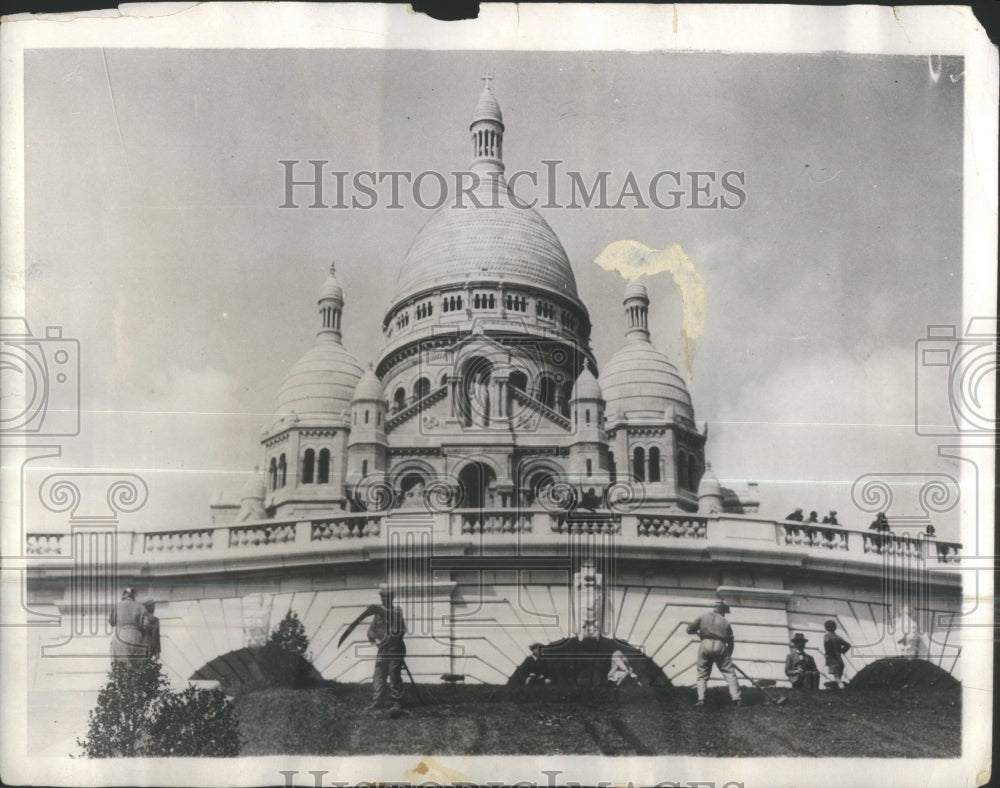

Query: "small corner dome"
(600, 342), (694, 420)
(271, 337), (364, 428)
(698, 463), (723, 498)
(472, 86), (503, 125)
(624, 281), (649, 301)
(319, 266), (343, 301)
(352, 367), (384, 402)
(240, 473), (266, 500)
(572, 367), (603, 400)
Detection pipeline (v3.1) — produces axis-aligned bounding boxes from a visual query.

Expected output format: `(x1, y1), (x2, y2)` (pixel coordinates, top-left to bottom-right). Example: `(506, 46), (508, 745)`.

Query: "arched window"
(278, 453), (287, 488)
(269, 457), (277, 490)
(586, 458), (593, 477)
(456, 295), (463, 310)
(302, 448), (315, 484)
(413, 377), (430, 401)
(688, 455), (699, 491)
(633, 447), (646, 482)
(487, 294), (495, 309)
(364, 409), (370, 424)
(318, 448), (330, 484)
(539, 377), (555, 409)
(608, 452), (617, 483)
(678, 452), (688, 489)
(393, 387), (406, 412)
(362, 459), (368, 477)
(648, 447), (661, 483)
(585, 408), (591, 425)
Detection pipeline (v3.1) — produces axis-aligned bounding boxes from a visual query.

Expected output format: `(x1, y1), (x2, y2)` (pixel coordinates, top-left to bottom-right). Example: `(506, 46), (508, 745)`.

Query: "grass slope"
(234, 684), (960, 758)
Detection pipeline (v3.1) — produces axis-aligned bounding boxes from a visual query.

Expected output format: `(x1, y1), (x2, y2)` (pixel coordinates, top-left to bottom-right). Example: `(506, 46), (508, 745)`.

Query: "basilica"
(211, 80), (757, 525)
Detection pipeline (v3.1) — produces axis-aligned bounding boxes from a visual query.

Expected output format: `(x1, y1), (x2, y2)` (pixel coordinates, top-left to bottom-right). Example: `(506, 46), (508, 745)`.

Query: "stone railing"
(144, 529), (214, 552)
(550, 513), (621, 535)
(311, 516), (382, 540)
(509, 387), (571, 430)
(779, 522), (848, 551)
(636, 514), (708, 539)
(456, 509), (532, 535)
(228, 522), (296, 548)
(386, 385), (448, 431)
(25, 533), (68, 555)
(23, 510), (961, 572)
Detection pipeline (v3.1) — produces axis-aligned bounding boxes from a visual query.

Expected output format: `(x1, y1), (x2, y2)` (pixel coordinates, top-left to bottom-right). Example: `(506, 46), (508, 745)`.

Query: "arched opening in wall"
(648, 447), (661, 483)
(608, 452), (617, 483)
(460, 357), (493, 427)
(539, 376), (556, 410)
(361, 459), (369, 477)
(520, 469), (556, 508)
(278, 454), (287, 488)
(678, 452), (688, 489)
(269, 457), (277, 490)
(191, 647), (327, 695)
(688, 456), (700, 491)
(457, 461), (497, 510)
(301, 449), (315, 484)
(393, 387), (406, 412)
(413, 377), (430, 401)
(559, 380), (573, 418)
(508, 637), (671, 688)
(317, 449), (331, 484)
(398, 472), (428, 509)
(849, 657), (959, 690)
(507, 370), (528, 416)
(633, 447), (646, 483)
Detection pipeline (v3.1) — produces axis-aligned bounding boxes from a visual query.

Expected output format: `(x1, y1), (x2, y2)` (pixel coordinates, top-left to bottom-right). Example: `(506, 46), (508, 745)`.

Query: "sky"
(20, 48), (965, 537)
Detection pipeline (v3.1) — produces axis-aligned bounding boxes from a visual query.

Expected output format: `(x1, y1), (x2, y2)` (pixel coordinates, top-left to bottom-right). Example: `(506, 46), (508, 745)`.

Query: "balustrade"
(311, 516), (381, 541)
(143, 529), (214, 552)
(458, 510), (531, 534)
(551, 513), (621, 535)
(636, 514), (707, 539)
(780, 522), (848, 551)
(228, 522), (296, 548)
(25, 533), (67, 555)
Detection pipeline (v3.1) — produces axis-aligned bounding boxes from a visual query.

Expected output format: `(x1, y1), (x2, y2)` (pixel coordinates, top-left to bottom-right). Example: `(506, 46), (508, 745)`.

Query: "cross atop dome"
(481, 71), (494, 88)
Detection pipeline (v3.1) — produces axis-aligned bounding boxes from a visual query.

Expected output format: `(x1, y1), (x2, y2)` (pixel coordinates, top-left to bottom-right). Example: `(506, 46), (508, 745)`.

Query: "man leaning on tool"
(367, 588), (407, 716)
(686, 600), (742, 707)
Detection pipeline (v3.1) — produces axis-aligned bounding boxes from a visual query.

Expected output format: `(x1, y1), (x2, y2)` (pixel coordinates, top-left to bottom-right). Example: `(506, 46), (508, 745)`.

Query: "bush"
(146, 685), (243, 756)
(77, 657), (168, 757)
(78, 657), (243, 757)
(258, 609), (321, 688)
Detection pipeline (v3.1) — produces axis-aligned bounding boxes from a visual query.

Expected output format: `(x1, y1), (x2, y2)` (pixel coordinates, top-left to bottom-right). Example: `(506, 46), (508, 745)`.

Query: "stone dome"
(391, 178), (581, 306)
(572, 367), (603, 401)
(698, 462), (723, 498)
(319, 266), (343, 301)
(240, 473), (266, 501)
(352, 367), (384, 402)
(272, 334), (363, 427)
(472, 85), (503, 125)
(601, 339), (693, 421)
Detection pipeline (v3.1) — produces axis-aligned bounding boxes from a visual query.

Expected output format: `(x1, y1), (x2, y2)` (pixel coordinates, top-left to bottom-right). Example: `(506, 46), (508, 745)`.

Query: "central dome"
(392, 178), (581, 305)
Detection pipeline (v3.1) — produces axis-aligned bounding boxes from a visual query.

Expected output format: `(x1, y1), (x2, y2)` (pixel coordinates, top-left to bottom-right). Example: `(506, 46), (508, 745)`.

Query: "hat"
(378, 587), (395, 600)
(824, 619), (837, 631)
(121, 587), (135, 600)
(713, 600), (731, 614)
(529, 642), (544, 652)
(142, 598), (156, 609)
(829, 510), (837, 515)
(790, 632), (808, 644)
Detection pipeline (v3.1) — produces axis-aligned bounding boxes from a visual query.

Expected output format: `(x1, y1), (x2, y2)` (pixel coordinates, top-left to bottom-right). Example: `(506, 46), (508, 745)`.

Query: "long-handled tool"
(401, 659), (424, 704)
(731, 661), (787, 706)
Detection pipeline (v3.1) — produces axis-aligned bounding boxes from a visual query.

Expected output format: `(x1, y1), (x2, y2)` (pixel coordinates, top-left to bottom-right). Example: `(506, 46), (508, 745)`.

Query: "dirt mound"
(848, 657), (959, 691)
(508, 636), (671, 687)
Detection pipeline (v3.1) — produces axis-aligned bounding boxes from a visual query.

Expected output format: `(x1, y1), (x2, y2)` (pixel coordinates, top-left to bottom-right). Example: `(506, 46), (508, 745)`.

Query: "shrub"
(258, 609), (321, 688)
(78, 657), (243, 757)
(77, 657), (168, 757)
(146, 685), (243, 756)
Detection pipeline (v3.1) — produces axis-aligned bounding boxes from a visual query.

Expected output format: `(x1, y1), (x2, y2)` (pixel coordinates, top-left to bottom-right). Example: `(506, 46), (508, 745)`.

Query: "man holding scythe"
(339, 587), (408, 716)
